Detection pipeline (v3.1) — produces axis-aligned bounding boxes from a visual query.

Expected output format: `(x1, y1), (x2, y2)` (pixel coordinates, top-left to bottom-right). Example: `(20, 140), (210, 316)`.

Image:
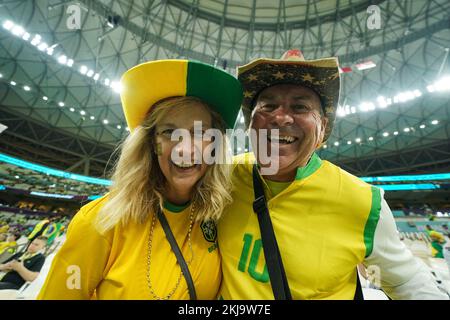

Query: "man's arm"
(363, 192), (448, 300)
(9, 260), (39, 282)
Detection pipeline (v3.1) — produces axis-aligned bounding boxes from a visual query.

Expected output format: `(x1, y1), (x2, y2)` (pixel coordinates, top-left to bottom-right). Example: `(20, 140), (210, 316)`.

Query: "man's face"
(28, 238), (45, 253)
(251, 84), (328, 180)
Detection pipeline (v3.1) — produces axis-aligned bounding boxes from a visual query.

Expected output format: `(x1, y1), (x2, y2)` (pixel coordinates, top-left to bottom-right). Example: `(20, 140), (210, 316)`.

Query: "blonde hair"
(95, 97), (233, 234)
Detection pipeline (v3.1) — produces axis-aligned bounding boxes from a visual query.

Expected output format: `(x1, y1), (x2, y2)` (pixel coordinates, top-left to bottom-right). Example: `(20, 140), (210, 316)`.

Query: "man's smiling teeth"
(269, 135), (298, 143)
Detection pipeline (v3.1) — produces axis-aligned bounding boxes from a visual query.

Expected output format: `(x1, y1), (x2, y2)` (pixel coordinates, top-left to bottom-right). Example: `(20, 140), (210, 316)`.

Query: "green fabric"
(186, 61), (243, 129)
(431, 242), (444, 258)
(265, 179), (292, 197)
(295, 152), (322, 180)
(163, 200), (190, 213)
(364, 186), (382, 257)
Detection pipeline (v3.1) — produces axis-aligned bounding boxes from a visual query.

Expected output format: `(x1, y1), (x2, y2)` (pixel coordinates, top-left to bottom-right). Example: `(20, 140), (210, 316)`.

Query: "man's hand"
(0, 262), (14, 271)
(8, 259), (24, 272)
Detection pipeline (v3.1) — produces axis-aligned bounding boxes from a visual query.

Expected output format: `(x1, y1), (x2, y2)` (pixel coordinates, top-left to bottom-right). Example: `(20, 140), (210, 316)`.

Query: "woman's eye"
(159, 129), (174, 137)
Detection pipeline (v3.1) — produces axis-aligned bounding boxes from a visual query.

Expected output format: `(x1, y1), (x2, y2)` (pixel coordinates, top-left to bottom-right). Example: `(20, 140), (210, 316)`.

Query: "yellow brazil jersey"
(218, 152), (381, 300)
(38, 195), (221, 300)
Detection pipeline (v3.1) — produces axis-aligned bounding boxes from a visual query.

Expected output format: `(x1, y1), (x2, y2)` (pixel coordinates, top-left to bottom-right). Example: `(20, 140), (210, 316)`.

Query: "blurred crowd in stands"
(0, 210), (69, 294)
(0, 163), (108, 196)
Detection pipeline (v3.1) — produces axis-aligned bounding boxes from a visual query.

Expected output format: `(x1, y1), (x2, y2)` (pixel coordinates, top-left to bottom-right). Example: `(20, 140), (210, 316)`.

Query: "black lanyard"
(252, 164), (364, 300)
(157, 208), (197, 300)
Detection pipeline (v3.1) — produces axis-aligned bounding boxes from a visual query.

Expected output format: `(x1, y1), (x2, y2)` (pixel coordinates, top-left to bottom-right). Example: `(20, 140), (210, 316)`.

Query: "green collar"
(163, 200), (190, 213)
(295, 152), (322, 180)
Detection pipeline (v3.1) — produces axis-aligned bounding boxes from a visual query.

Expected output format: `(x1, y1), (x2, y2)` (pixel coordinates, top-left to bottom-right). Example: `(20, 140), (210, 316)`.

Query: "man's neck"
(262, 171), (296, 182)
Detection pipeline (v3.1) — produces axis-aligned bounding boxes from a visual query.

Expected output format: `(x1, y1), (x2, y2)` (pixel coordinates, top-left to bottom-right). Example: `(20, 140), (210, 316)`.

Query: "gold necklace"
(146, 201), (195, 300)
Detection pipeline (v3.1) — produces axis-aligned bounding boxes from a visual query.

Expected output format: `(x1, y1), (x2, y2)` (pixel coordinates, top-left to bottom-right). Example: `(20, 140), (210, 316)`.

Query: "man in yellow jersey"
(218, 50), (448, 300)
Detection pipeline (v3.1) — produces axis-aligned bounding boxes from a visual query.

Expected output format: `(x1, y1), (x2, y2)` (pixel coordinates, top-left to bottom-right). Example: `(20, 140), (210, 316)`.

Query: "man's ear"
(315, 116), (329, 149)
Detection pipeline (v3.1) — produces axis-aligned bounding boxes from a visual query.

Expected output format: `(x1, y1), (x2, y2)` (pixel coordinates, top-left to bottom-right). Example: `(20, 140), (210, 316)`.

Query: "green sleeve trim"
(364, 186), (382, 257)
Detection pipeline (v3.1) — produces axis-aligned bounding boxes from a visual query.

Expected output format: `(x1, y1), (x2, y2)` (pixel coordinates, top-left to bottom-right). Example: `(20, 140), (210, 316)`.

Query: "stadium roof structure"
(0, 0), (449, 178)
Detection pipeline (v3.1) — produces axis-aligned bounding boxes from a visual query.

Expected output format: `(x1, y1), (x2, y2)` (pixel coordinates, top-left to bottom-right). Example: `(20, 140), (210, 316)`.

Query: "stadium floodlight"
(104, 78), (110, 86)
(393, 131), (399, 135)
(2, 20), (14, 30)
(116, 125), (121, 129)
(359, 102), (375, 112)
(80, 65), (88, 75)
(377, 96), (388, 108)
(434, 76), (450, 91)
(355, 138), (361, 143)
(103, 119), (109, 124)
(93, 73), (100, 81)
(323, 145), (327, 149)
(58, 102), (65, 107)
(427, 85), (435, 92)
(337, 106), (346, 117)
(347, 141), (351, 145)
(419, 124), (426, 129)
(69, 107), (75, 112)
(46, 47), (54, 56)
(382, 132), (389, 137)
(0, 73), (2, 78)
(110, 81), (122, 93)
(86, 69), (94, 78)
(334, 141), (339, 146)
(80, 110), (86, 116)
(30, 34), (41, 46)
(23, 85), (30, 91)
(37, 42), (48, 51)
(67, 59), (74, 67)
(431, 120), (439, 125)
(368, 137), (374, 141)
(10, 81), (16, 86)
(90, 116), (95, 120)
(350, 106), (356, 113)
(58, 55), (67, 65)
(42, 96), (48, 101)
(11, 25), (25, 37)
(403, 127), (410, 132)
(413, 89), (422, 97)
(22, 32), (30, 41)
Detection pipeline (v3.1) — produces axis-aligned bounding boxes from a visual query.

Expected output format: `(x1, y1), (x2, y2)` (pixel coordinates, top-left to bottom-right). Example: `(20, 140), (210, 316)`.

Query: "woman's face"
(155, 102), (214, 195)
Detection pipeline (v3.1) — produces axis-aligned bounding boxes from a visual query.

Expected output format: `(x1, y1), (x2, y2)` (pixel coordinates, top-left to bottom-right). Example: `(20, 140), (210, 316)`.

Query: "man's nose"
(271, 105), (294, 127)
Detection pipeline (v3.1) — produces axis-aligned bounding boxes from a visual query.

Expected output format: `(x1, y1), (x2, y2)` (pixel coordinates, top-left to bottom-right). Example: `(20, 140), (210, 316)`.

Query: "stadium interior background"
(0, 0), (449, 299)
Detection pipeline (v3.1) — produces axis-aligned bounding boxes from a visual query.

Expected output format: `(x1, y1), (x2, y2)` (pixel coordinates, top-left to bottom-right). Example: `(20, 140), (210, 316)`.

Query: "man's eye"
(259, 104), (278, 112)
(292, 105), (309, 112)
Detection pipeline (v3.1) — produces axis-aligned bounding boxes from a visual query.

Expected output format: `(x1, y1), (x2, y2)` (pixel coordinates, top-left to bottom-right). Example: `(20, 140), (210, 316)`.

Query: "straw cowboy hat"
(238, 49), (340, 142)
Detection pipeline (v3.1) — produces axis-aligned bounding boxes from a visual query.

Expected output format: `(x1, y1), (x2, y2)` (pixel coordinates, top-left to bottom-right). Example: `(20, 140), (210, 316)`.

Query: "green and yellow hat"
(120, 59), (243, 131)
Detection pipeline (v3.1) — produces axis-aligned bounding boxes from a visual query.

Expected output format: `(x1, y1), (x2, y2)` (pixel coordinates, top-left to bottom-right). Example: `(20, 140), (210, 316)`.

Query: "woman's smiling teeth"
(172, 160), (196, 169)
(268, 135), (298, 144)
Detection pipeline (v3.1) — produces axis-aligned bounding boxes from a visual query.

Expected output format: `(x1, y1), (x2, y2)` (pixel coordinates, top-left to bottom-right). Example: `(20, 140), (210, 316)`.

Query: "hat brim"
(120, 60), (243, 130)
(238, 57), (340, 142)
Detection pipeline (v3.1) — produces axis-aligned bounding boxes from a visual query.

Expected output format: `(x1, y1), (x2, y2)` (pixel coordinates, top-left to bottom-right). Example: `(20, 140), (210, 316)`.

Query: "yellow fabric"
(120, 60), (188, 131)
(218, 153), (374, 300)
(264, 179), (292, 197)
(38, 195), (221, 300)
(0, 241), (16, 254)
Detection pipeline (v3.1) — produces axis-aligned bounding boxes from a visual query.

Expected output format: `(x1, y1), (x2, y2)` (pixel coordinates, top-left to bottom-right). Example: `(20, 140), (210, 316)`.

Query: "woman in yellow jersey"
(38, 60), (243, 300)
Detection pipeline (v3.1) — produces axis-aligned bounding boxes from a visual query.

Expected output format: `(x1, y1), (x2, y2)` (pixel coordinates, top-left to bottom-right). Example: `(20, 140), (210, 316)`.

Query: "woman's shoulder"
(75, 194), (110, 222)
(68, 194), (113, 241)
